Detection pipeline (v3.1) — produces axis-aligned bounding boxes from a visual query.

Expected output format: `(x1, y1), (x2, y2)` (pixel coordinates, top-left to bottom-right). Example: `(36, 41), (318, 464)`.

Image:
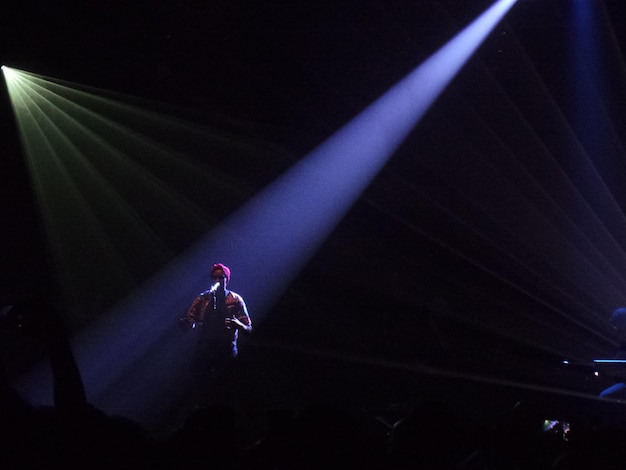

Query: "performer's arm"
(178, 295), (204, 330)
(225, 296), (252, 333)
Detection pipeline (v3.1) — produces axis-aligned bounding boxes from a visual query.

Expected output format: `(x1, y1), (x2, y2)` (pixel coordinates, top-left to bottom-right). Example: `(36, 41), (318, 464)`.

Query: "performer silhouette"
(179, 263), (251, 405)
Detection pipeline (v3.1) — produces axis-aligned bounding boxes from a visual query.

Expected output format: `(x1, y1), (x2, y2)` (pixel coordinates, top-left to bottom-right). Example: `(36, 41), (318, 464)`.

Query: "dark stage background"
(3, 0), (626, 434)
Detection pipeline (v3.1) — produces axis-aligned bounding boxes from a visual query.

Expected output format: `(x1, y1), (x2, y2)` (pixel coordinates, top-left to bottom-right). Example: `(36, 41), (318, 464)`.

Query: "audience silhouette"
(3, 287), (626, 469)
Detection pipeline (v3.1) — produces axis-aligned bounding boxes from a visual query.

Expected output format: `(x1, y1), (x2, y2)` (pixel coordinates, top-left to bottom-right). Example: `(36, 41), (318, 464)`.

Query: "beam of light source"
(568, 0), (606, 166)
(1, 65), (282, 317)
(566, 0), (625, 203)
(571, 0), (604, 92)
(178, 0), (519, 317)
(7, 0), (518, 429)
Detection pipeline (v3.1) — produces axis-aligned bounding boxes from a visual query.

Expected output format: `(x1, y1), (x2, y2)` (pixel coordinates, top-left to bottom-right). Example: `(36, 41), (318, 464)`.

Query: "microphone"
(202, 282), (220, 296)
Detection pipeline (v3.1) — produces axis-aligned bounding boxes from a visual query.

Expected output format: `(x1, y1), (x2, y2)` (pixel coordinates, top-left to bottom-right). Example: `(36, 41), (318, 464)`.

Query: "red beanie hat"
(211, 263), (231, 282)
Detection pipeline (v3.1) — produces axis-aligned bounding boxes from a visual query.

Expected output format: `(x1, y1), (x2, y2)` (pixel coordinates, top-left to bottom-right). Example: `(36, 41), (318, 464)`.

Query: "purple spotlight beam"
(220, 0), (519, 314)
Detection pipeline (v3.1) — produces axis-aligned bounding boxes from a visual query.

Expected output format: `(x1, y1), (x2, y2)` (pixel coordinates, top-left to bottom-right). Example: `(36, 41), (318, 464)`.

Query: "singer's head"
(211, 263), (231, 285)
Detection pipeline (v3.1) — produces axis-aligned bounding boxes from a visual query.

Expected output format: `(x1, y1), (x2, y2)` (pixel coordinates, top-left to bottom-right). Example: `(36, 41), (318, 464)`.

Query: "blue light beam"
(210, 0), (519, 315)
